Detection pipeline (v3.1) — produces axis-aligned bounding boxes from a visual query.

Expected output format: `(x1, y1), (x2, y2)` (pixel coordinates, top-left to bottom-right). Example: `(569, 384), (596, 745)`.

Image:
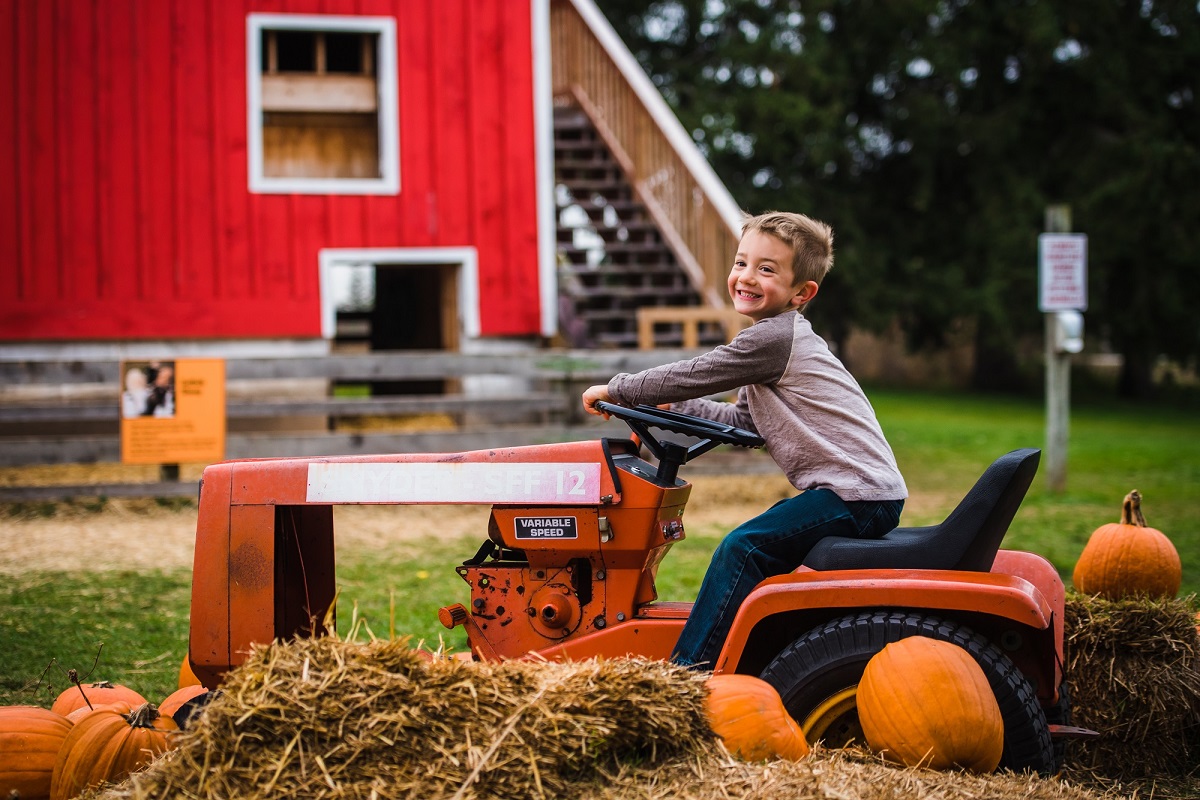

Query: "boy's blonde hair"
(741, 211), (834, 287)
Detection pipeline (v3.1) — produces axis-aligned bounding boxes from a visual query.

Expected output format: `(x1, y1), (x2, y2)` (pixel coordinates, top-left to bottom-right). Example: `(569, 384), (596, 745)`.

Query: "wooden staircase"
(550, 0), (746, 350)
(554, 107), (726, 348)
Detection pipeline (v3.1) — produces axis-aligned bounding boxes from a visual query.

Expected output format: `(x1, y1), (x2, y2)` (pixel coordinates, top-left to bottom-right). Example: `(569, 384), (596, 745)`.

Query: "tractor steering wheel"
(595, 401), (763, 484)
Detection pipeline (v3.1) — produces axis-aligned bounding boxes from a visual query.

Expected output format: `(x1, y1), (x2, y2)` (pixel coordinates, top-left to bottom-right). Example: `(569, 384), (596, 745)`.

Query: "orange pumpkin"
(49, 681), (147, 718)
(159, 685), (208, 721)
(178, 653), (202, 689)
(49, 702), (177, 800)
(857, 636), (1003, 773)
(65, 705), (103, 725)
(1073, 490), (1181, 599)
(0, 705), (74, 800)
(704, 674), (810, 761)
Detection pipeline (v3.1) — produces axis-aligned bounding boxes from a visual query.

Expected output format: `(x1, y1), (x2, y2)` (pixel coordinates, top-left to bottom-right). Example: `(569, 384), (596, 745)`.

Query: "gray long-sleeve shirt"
(608, 311), (908, 502)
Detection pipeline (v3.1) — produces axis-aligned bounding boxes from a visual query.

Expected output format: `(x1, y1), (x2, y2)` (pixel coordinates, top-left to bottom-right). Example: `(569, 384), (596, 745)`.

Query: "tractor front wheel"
(759, 611), (1055, 774)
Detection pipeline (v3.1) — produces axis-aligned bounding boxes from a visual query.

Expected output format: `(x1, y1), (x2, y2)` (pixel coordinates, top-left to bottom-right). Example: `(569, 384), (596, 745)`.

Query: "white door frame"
(317, 247), (481, 341)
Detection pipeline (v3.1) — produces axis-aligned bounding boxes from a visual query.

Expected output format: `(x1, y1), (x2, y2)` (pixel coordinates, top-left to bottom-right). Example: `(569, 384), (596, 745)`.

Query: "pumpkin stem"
(81, 642), (106, 682)
(68, 668), (95, 711)
(127, 702), (163, 728)
(1120, 490), (1147, 527)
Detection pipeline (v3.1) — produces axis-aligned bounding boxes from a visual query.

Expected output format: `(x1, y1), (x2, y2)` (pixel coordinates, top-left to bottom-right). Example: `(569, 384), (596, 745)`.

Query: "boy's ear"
(791, 281), (819, 308)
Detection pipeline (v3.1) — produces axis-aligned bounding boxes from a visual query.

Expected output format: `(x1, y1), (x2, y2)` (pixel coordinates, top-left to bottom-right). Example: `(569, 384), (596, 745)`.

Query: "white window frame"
(247, 13), (400, 195)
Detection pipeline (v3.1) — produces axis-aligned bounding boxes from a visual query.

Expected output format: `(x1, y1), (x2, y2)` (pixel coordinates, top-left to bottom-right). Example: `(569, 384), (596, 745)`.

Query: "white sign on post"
(1038, 233), (1088, 311)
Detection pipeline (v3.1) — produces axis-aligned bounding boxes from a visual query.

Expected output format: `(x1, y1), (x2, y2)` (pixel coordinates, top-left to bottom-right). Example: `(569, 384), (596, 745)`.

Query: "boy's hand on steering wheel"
(581, 385), (613, 418)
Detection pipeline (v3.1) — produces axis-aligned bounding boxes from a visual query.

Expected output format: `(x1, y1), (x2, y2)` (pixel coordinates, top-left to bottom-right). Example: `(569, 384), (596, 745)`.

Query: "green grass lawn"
(2, 387), (1196, 709)
(871, 388), (1199, 588)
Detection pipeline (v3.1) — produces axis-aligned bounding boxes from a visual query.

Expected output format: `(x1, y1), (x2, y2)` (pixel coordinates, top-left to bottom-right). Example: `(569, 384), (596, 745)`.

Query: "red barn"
(1, 0), (741, 361)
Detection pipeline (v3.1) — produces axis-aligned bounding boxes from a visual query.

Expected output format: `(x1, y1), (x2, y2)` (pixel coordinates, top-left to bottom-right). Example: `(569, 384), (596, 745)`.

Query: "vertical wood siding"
(0, 0), (541, 340)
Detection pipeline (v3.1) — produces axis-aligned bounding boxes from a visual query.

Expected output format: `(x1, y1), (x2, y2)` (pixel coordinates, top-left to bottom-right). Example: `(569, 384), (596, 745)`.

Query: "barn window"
(247, 14), (399, 195)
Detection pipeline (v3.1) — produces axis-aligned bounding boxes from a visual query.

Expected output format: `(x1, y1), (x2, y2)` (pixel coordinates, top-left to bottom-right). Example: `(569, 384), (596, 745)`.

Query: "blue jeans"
(671, 489), (904, 669)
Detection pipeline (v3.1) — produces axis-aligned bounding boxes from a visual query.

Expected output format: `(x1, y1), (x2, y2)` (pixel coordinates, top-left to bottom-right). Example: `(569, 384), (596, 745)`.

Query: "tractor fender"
(716, 565), (1062, 690)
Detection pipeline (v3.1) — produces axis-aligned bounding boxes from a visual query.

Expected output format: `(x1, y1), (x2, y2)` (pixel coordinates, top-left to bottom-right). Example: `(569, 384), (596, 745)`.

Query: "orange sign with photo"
(119, 359), (226, 465)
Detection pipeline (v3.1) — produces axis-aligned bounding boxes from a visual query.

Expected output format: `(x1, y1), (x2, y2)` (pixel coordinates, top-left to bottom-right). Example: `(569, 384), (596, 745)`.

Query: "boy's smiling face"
(727, 229), (818, 322)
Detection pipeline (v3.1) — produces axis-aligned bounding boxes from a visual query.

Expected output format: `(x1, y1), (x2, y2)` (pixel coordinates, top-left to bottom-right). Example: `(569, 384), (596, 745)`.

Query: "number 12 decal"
(556, 469), (588, 495)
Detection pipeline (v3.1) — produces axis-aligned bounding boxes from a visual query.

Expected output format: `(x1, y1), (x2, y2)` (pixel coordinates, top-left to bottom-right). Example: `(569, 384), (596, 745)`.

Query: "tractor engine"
(440, 489), (690, 660)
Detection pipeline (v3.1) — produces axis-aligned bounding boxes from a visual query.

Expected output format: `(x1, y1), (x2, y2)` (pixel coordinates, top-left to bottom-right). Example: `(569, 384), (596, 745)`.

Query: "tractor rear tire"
(759, 610), (1055, 775)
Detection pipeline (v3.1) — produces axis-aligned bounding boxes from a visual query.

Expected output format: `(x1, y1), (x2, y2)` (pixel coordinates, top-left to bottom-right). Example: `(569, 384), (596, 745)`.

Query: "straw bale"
(1062, 592), (1200, 779)
(86, 636), (1117, 800)
(569, 747), (1113, 800)
(91, 636), (712, 800)
(91, 737), (1113, 800)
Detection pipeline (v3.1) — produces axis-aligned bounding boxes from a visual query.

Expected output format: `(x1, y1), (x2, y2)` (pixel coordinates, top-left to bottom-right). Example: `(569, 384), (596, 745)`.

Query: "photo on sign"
(120, 360), (176, 419)
(119, 358), (225, 466)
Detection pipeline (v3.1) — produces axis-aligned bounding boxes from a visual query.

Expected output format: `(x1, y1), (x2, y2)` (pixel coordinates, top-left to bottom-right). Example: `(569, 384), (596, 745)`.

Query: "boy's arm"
(670, 389), (755, 431)
(606, 316), (790, 411)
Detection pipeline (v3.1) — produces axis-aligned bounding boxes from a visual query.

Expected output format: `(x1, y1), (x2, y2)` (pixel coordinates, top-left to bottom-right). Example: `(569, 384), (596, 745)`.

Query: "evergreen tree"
(598, 0), (1199, 396)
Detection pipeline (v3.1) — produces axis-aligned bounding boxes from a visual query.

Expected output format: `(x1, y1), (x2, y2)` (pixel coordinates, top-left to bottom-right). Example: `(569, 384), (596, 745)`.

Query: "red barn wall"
(0, 0), (542, 342)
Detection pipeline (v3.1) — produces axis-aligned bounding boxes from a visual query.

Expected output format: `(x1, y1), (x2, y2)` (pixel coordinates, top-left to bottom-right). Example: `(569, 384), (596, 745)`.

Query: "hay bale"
(94, 742), (1109, 800)
(92, 637), (713, 799)
(1063, 592), (1200, 779)
(85, 633), (1135, 800)
(86, 636), (1115, 800)
(574, 747), (1108, 800)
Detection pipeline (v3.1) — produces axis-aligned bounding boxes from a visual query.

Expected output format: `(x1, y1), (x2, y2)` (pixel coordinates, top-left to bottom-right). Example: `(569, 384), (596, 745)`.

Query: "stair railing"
(550, 0), (743, 309)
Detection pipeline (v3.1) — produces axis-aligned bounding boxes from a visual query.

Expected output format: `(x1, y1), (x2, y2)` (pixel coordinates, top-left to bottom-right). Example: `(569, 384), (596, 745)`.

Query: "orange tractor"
(188, 402), (1074, 773)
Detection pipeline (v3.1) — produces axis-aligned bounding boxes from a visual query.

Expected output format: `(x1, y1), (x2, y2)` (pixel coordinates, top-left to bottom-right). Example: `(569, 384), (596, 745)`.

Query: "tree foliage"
(597, 0), (1200, 395)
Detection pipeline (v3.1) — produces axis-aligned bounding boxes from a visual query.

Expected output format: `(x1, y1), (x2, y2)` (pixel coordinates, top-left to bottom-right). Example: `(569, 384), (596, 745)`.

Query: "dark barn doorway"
(333, 263), (460, 396)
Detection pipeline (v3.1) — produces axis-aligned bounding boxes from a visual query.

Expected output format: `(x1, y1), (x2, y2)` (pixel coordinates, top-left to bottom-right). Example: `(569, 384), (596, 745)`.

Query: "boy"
(581, 211), (907, 669)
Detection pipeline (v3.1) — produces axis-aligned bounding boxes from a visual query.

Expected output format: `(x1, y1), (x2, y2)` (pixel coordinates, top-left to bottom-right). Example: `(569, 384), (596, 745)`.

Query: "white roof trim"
(532, 0), (558, 338)
(567, 0), (744, 236)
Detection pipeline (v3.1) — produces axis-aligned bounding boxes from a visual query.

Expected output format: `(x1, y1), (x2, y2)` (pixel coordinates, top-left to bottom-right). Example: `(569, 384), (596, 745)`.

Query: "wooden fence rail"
(0, 348), (703, 386)
(0, 349), (704, 475)
(0, 393), (570, 424)
(1, 424), (631, 469)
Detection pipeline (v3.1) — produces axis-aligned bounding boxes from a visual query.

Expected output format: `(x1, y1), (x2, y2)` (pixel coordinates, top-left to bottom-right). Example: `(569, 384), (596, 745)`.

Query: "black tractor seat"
(801, 448), (1041, 573)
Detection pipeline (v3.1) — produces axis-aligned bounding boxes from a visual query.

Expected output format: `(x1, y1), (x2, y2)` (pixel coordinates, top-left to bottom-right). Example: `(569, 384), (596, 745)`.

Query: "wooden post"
(1044, 205), (1072, 493)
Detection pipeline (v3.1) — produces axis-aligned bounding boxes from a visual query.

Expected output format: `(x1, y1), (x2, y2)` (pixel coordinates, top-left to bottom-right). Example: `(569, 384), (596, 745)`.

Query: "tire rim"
(801, 686), (863, 747)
